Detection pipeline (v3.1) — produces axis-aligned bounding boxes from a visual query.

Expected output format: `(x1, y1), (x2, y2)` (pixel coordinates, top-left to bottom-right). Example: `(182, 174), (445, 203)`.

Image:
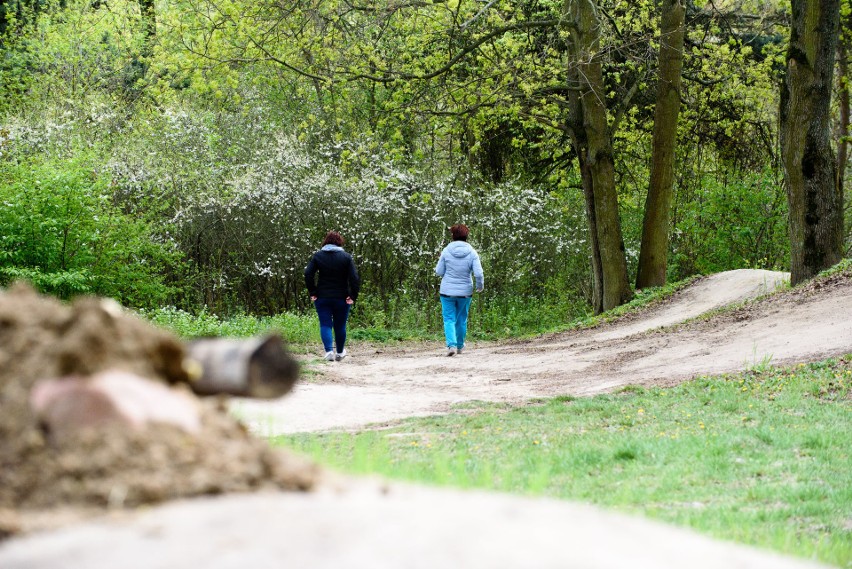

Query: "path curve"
(234, 268), (852, 436)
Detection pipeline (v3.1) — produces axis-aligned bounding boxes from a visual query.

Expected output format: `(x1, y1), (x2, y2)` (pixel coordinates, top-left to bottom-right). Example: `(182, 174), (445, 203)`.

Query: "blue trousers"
(440, 295), (472, 349)
(314, 297), (351, 353)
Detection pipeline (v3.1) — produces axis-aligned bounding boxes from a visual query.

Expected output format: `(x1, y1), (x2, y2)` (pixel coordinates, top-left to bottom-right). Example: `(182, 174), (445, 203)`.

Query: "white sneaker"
(456, 347), (464, 355)
(335, 349), (347, 361)
(446, 346), (457, 357)
(324, 351), (335, 361)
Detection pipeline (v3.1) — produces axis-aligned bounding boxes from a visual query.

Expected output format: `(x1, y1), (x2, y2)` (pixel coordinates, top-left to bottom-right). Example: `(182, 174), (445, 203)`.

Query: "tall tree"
(139, 0), (155, 50)
(636, 0), (686, 289)
(837, 2), (851, 208)
(563, 0), (632, 312)
(120, 0), (157, 98)
(780, 0), (844, 285)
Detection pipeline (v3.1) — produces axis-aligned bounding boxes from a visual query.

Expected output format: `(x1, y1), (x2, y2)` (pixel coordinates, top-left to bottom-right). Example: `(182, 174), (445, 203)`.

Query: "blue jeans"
(314, 297), (351, 353)
(440, 295), (472, 349)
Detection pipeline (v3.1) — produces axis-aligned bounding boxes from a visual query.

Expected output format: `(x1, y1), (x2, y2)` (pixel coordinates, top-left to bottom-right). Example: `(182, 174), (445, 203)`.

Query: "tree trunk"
(636, 0), (686, 289)
(780, 0), (843, 285)
(567, 75), (603, 312)
(579, 154), (605, 312)
(564, 0), (632, 313)
(836, 12), (850, 206)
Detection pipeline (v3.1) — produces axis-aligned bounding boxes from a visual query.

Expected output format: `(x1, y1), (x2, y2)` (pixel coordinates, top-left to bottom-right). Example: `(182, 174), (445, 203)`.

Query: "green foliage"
(279, 356), (852, 566)
(0, 156), (181, 307)
(1, 0), (154, 113)
(140, 306), (317, 343)
(670, 170), (789, 279)
(0, 0), (813, 319)
(675, 3), (786, 169)
(813, 257), (852, 278)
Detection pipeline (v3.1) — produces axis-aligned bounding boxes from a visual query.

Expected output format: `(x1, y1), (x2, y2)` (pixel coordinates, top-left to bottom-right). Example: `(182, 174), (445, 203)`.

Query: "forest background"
(0, 0), (850, 339)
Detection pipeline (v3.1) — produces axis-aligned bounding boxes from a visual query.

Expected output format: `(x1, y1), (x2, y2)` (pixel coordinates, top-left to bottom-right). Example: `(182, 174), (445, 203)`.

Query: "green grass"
(137, 306), (319, 343)
(276, 357), (852, 567)
(139, 275), (696, 345)
(814, 257), (852, 279)
(141, 263), (852, 345)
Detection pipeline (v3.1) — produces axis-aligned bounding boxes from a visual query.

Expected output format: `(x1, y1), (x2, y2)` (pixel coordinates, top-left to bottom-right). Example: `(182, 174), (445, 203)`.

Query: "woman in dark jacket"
(304, 231), (361, 361)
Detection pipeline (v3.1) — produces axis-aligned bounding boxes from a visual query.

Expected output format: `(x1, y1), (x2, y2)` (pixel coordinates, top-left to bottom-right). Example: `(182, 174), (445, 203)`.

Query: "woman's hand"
(346, 296), (354, 305)
(310, 296), (318, 302)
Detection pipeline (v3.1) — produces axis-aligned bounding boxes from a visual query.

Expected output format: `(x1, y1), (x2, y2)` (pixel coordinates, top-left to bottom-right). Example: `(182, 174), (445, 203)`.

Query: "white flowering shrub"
(3, 102), (593, 325)
(166, 132), (589, 315)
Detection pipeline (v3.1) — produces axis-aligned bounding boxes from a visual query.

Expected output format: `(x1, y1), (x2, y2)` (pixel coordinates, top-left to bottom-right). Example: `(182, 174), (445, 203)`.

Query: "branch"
(681, 72), (727, 86)
(343, 19), (561, 83)
(355, 0), (440, 10)
(611, 74), (643, 133)
(248, 37), (330, 83)
(460, 0), (498, 31)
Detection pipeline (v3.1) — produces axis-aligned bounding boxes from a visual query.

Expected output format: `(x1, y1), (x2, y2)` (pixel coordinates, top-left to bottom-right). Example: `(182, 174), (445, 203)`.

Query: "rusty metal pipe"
(184, 335), (299, 399)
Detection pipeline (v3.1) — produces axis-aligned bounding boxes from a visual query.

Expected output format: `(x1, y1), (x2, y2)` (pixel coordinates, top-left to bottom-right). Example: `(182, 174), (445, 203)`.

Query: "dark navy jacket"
(304, 245), (361, 301)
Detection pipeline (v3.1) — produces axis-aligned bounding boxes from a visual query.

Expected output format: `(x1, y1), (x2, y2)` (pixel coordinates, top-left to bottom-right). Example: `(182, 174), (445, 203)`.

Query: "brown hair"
(322, 231), (345, 247)
(449, 224), (469, 242)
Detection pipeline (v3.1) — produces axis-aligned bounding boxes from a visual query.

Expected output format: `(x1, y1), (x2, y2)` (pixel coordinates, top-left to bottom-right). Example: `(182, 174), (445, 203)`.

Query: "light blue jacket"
(435, 241), (484, 296)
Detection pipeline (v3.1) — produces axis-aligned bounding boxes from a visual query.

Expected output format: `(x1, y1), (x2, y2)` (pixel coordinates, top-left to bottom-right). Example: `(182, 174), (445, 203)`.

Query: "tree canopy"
(0, 0), (847, 322)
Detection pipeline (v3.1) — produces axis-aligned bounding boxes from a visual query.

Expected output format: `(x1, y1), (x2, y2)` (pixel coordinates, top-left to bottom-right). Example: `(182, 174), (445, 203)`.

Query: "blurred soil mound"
(0, 284), (319, 536)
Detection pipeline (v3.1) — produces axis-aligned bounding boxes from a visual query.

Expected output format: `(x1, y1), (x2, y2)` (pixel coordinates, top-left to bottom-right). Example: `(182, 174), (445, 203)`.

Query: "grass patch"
(814, 257), (852, 279)
(276, 356), (852, 567)
(137, 306), (319, 343)
(140, 275), (697, 345)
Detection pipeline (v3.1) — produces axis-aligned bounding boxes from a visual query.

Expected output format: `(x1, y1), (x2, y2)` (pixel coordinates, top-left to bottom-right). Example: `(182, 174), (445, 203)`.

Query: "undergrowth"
(140, 275), (696, 344)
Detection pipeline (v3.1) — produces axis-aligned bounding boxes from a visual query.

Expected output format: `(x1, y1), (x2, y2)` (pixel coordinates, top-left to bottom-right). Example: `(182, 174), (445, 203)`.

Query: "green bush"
(670, 170), (789, 279)
(140, 305), (317, 344)
(0, 157), (182, 307)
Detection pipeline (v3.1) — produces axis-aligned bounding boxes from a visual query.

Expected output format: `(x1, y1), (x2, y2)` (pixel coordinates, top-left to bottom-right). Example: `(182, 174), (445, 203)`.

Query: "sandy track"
(234, 268), (852, 435)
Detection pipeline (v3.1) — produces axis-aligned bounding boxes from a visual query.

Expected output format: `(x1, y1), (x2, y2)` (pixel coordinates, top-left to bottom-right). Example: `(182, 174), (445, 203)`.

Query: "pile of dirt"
(0, 284), (320, 536)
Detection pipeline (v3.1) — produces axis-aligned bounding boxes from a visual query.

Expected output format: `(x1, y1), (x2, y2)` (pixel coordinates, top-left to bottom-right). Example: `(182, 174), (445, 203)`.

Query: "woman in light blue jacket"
(435, 224), (484, 356)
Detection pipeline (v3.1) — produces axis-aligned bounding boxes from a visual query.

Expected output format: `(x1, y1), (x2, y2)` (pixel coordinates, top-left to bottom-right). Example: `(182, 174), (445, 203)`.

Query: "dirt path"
(235, 268), (852, 435)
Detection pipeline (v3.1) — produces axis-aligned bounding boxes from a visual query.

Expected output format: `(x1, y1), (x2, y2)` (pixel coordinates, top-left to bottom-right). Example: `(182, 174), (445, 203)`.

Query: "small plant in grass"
(744, 345), (774, 374)
(813, 257), (852, 279)
(276, 355), (852, 567)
